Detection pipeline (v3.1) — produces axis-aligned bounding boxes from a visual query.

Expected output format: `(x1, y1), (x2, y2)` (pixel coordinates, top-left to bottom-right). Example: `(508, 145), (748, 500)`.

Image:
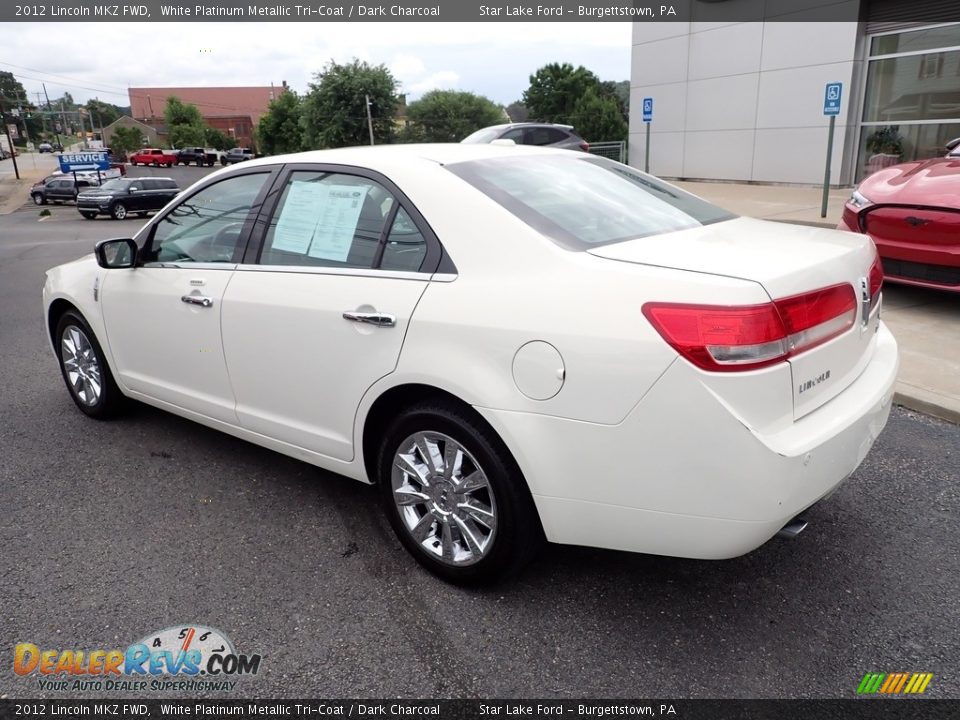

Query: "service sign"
(58, 151), (111, 172)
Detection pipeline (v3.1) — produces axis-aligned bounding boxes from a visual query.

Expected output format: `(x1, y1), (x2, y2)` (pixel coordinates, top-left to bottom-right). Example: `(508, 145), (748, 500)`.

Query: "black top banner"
(1, 700), (959, 720)
(5, 0), (960, 23)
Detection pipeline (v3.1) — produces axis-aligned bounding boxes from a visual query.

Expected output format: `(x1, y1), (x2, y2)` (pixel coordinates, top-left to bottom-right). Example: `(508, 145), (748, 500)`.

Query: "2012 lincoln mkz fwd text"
(43, 144), (898, 584)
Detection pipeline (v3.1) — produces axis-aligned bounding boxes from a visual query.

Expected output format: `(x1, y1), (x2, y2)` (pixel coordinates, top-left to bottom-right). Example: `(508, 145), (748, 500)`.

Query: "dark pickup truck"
(175, 147), (218, 166)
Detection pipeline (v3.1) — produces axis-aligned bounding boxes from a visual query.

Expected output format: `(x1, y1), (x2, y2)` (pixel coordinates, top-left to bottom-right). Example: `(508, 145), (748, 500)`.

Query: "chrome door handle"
(181, 294), (214, 308)
(342, 311), (396, 327)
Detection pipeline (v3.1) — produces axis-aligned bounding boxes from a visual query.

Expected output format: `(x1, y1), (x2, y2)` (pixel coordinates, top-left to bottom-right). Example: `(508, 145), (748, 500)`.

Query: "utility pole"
(59, 101), (70, 149)
(92, 98), (104, 145)
(78, 107), (89, 148)
(1, 100), (21, 179)
(42, 84), (61, 148)
(36, 92), (48, 137)
(365, 94), (375, 146)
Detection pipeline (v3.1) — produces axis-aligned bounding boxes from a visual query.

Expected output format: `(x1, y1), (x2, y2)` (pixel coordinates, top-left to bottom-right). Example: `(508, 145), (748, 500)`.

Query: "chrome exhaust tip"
(776, 518), (809, 539)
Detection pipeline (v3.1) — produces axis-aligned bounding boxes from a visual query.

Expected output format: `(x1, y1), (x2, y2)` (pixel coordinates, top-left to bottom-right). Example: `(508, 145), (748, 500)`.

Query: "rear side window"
(524, 127), (568, 145)
(259, 171), (396, 269)
(447, 155), (735, 249)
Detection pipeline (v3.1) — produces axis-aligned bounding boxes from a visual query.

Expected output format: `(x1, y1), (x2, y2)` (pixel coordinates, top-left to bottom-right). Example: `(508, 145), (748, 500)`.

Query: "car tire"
(80, 211), (96, 219)
(377, 401), (544, 585)
(220, 158), (228, 166)
(111, 203), (127, 220)
(152, 160), (159, 167)
(130, 160), (137, 166)
(32, 193), (46, 205)
(54, 310), (125, 419)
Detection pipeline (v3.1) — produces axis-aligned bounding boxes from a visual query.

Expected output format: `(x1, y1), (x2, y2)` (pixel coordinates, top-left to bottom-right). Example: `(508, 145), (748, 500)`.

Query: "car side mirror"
(946, 137), (960, 152)
(95, 238), (138, 269)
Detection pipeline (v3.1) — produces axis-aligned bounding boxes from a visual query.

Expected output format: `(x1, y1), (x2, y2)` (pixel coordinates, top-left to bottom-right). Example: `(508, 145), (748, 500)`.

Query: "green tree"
(569, 87), (628, 143)
(301, 59), (399, 149)
(85, 99), (122, 129)
(404, 90), (504, 143)
(257, 90), (304, 155)
(164, 96), (206, 148)
(164, 96), (204, 127)
(204, 126), (233, 151)
(522, 63), (600, 123)
(505, 101), (529, 123)
(110, 126), (145, 159)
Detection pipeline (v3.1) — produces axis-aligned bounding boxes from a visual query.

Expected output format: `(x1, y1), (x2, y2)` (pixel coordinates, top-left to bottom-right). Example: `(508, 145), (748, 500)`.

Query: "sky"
(0, 22), (632, 108)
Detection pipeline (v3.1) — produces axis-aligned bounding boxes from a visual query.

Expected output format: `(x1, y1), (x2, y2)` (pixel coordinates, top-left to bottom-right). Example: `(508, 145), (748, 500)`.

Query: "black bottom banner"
(0, 700), (958, 720)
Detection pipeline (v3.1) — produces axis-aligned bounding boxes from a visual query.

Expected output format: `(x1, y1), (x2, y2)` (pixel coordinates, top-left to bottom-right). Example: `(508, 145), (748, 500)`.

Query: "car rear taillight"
(868, 254), (883, 309)
(642, 283), (857, 372)
(579, 141), (590, 152)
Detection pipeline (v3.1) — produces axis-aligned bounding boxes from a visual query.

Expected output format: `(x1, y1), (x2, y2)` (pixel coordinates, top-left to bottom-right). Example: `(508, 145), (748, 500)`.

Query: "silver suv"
(461, 123), (589, 151)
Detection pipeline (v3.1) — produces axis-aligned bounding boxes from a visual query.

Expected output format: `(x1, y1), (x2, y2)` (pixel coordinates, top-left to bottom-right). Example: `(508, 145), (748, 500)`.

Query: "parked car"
(175, 147), (219, 167)
(31, 177), (99, 205)
(76, 177), (180, 220)
(839, 138), (960, 292)
(462, 123), (590, 151)
(129, 148), (177, 167)
(38, 142), (54, 153)
(220, 147), (255, 165)
(43, 144), (897, 584)
(52, 167), (123, 182)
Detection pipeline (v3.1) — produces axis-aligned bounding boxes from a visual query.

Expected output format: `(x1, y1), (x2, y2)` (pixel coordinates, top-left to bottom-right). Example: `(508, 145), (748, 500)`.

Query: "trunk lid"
(589, 217), (881, 419)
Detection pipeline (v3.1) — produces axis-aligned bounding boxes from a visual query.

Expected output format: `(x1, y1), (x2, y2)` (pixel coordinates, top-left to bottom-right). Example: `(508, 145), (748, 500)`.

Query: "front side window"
(144, 172), (269, 264)
(259, 171), (396, 269)
(448, 155), (734, 249)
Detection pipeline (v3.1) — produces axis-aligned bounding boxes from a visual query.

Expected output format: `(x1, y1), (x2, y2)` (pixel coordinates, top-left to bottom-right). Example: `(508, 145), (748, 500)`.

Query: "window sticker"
(271, 181), (368, 263)
(271, 180), (325, 255)
(306, 185), (366, 262)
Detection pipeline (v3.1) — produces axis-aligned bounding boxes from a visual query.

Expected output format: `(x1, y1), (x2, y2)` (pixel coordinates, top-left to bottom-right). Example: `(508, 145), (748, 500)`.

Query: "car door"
(100, 169), (276, 423)
(52, 179), (73, 202)
(220, 165), (442, 461)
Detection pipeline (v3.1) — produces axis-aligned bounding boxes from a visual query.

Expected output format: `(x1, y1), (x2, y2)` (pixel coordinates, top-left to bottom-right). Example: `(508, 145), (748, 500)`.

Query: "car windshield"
(461, 128), (505, 144)
(100, 179), (131, 191)
(447, 154), (736, 249)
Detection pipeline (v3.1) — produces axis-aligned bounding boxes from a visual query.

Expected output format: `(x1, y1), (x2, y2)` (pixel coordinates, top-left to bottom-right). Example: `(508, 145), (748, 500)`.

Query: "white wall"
(629, 11), (863, 184)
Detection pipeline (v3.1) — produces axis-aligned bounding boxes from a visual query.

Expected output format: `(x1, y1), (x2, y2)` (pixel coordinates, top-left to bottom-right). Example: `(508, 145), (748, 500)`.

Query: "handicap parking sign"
(823, 82), (843, 116)
(642, 97), (653, 123)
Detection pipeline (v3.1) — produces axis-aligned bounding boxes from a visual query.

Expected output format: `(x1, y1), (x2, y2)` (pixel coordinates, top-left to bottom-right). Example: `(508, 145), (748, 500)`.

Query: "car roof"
(239, 142), (577, 171)
(483, 122), (576, 131)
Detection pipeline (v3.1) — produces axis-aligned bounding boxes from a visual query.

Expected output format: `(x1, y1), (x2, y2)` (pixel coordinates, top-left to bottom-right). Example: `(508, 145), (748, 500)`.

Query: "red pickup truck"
(129, 148), (177, 167)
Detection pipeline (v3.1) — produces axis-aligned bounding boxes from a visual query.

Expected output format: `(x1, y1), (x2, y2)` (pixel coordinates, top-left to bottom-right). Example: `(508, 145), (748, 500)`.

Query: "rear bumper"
(478, 323), (899, 559)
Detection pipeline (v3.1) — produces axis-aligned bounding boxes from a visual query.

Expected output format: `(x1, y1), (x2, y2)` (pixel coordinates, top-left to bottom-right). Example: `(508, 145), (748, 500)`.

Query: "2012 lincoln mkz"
(43, 144), (898, 584)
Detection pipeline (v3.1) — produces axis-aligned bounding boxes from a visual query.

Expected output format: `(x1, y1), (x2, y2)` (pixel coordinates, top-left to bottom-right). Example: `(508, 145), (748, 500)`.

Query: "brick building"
(128, 84), (286, 148)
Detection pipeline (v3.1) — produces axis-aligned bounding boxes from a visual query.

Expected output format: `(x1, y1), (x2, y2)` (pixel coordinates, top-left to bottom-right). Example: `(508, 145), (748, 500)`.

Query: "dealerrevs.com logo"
(14, 625), (261, 692)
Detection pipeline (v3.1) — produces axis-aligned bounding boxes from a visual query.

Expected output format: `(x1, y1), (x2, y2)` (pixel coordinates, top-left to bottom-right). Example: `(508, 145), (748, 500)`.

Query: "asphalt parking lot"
(1, 186), (958, 699)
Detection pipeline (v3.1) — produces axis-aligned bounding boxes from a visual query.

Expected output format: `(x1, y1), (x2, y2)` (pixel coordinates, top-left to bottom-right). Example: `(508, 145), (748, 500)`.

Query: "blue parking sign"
(642, 97), (653, 123)
(823, 82), (842, 116)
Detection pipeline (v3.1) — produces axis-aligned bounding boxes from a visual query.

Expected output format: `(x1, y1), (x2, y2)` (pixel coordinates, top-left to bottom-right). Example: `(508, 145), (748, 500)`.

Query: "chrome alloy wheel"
(60, 325), (102, 406)
(391, 431), (497, 566)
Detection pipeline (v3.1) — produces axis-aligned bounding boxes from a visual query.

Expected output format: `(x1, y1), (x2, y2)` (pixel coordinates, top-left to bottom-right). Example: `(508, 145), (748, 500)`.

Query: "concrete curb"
(893, 391), (960, 426)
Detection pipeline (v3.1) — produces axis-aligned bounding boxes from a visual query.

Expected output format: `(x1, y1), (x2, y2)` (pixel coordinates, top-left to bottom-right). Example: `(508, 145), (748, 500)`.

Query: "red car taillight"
(868, 254), (883, 304)
(642, 284), (858, 372)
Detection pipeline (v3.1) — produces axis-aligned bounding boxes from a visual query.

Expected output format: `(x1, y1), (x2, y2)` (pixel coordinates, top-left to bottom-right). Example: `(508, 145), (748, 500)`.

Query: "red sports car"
(839, 138), (960, 292)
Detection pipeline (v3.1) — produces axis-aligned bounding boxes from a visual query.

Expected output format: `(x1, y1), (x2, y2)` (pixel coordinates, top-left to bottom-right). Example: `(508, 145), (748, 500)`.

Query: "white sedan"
(43, 144), (899, 584)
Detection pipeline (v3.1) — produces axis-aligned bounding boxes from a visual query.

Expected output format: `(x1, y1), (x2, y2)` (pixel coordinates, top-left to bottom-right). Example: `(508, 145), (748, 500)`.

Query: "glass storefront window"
(857, 122), (960, 181)
(870, 24), (960, 56)
(862, 51), (960, 123)
(858, 23), (960, 182)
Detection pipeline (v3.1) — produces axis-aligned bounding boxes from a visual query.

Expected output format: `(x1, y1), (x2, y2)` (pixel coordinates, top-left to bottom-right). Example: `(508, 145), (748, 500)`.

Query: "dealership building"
(629, 2), (960, 185)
